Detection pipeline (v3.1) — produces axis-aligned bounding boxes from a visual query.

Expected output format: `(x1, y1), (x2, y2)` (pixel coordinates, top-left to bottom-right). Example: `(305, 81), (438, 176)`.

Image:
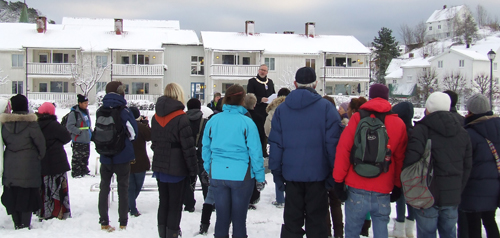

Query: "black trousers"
(328, 188), (344, 238)
(465, 210), (500, 238)
(183, 176), (196, 209)
(281, 181), (329, 238)
(98, 162), (130, 226)
(157, 178), (187, 231)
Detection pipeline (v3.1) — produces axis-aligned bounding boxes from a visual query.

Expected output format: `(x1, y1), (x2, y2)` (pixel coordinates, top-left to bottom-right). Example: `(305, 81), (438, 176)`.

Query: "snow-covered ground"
(0, 105), (493, 237)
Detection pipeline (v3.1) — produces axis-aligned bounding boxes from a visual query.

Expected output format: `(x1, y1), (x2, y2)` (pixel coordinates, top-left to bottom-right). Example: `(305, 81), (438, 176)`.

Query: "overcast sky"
(28, 0), (500, 45)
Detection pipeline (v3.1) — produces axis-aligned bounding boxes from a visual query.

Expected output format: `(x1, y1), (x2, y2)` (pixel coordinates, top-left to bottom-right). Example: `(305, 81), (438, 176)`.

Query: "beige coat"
(264, 96), (286, 137)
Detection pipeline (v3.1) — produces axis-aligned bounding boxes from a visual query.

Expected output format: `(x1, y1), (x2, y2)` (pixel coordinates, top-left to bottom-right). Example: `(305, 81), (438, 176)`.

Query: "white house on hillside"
(201, 21), (371, 99)
(426, 5), (472, 41)
(387, 57), (430, 98)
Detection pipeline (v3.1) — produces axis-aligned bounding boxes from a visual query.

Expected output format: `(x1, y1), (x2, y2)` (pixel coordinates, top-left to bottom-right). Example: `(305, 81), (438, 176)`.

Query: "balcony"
(324, 67), (369, 78)
(28, 63), (74, 75)
(112, 64), (165, 76)
(211, 64), (260, 77)
(125, 94), (161, 102)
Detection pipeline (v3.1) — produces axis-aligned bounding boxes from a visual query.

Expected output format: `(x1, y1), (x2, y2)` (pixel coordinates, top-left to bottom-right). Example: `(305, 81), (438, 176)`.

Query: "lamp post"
(487, 49), (496, 110)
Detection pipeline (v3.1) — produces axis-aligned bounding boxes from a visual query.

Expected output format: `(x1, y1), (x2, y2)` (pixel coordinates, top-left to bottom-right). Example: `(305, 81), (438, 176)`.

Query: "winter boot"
(405, 219), (415, 238)
(201, 204), (213, 225)
(199, 223), (210, 235)
(166, 228), (181, 238)
(388, 220), (405, 237)
(360, 219), (371, 237)
(101, 225), (116, 232)
(158, 225), (166, 238)
(18, 212), (32, 230)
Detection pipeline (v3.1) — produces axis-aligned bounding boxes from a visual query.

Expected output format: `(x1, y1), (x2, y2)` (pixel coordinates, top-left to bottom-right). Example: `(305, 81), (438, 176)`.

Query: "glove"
(390, 186), (402, 202)
(189, 176), (197, 191)
(334, 182), (348, 202)
(200, 170), (210, 186)
(325, 176), (335, 190)
(273, 173), (286, 192)
(256, 180), (267, 192)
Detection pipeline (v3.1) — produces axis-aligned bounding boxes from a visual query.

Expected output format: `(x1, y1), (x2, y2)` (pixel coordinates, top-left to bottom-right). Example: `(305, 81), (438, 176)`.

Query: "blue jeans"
(414, 206), (458, 238)
(128, 172), (146, 214)
(396, 194), (415, 222)
(345, 187), (390, 238)
(204, 184), (215, 205)
(211, 179), (255, 238)
(275, 185), (285, 203)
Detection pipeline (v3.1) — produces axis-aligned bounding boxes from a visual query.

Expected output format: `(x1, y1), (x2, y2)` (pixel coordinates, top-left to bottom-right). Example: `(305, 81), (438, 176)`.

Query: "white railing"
(211, 64), (260, 76)
(113, 64), (164, 76)
(125, 94), (161, 102)
(28, 63), (74, 75)
(27, 92), (77, 107)
(324, 67), (369, 78)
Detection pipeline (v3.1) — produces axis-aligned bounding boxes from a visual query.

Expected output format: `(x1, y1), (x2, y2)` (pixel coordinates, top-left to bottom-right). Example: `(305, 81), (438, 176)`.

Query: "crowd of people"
(0, 64), (499, 238)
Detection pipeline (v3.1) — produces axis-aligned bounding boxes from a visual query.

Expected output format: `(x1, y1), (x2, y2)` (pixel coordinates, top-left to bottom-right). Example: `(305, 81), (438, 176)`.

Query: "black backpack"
(61, 111), (78, 129)
(350, 110), (391, 178)
(93, 105), (127, 156)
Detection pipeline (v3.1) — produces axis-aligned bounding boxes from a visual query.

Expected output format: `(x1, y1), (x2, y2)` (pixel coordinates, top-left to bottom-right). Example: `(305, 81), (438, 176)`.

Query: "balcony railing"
(125, 94), (161, 102)
(28, 63), (74, 75)
(324, 67), (369, 78)
(211, 64), (260, 76)
(113, 64), (165, 76)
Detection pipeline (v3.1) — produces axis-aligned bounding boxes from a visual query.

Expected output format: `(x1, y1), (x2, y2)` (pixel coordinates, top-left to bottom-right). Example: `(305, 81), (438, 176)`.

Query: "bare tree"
(442, 71), (468, 96)
(420, 42), (439, 58)
(487, 16), (500, 31)
(417, 67), (439, 101)
(278, 66), (296, 90)
(0, 68), (9, 85)
(70, 50), (110, 96)
(399, 24), (415, 46)
(476, 4), (488, 28)
(473, 73), (490, 94)
(413, 21), (427, 44)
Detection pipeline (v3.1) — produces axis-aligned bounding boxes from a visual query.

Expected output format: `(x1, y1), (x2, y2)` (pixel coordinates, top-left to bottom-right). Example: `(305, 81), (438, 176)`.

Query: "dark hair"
(187, 98), (201, 110)
(443, 90), (458, 107)
(277, 88), (291, 97)
(222, 85), (245, 106)
(349, 97), (368, 112)
(323, 95), (336, 106)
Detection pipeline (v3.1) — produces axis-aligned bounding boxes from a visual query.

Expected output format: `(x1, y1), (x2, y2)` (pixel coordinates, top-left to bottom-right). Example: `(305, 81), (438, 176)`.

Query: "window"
(124, 84), (129, 94)
(407, 75), (413, 81)
(12, 81), (23, 94)
(438, 25), (441, 29)
(39, 54), (48, 63)
(429, 26), (432, 30)
(191, 56), (204, 75)
(121, 56), (129, 64)
(392, 80), (397, 84)
(495, 77), (499, 84)
(265, 57), (275, 70)
(11, 54), (23, 67)
(39, 83), (47, 92)
(132, 54), (149, 65)
(494, 63), (498, 71)
(222, 83), (234, 93)
(96, 56), (108, 68)
(96, 82), (107, 92)
(222, 55), (235, 65)
(50, 81), (68, 93)
(325, 86), (333, 95)
(423, 67), (427, 72)
(335, 57), (347, 67)
(242, 57), (250, 65)
(306, 59), (316, 70)
(447, 33), (450, 37)
(438, 61), (443, 68)
(131, 82), (149, 94)
(459, 60), (465, 67)
(53, 53), (68, 63)
(326, 58), (333, 66)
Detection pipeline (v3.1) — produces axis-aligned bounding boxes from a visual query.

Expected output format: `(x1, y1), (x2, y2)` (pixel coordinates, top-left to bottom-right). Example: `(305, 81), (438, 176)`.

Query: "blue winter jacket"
(460, 115), (500, 212)
(98, 93), (138, 165)
(268, 87), (342, 182)
(202, 104), (265, 183)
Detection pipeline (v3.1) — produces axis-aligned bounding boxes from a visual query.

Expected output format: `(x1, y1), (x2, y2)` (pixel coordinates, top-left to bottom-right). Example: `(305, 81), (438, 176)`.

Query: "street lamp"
(487, 49), (496, 110)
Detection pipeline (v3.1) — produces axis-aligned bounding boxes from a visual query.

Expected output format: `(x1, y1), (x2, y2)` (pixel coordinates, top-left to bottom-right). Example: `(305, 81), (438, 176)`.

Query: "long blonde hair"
(164, 83), (185, 104)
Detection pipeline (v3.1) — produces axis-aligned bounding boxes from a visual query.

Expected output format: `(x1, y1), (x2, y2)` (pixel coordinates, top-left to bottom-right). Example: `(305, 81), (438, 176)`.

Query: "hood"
(222, 104), (248, 115)
(392, 101), (414, 129)
(465, 115), (500, 141)
(37, 113), (57, 130)
(359, 98), (392, 113)
(102, 93), (127, 108)
(419, 111), (461, 137)
(155, 96), (185, 117)
(70, 104), (89, 115)
(186, 109), (203, 121)
(266, 96), (286, 113)
(0, 113), (37, 134)
(284, 88), (322, 110)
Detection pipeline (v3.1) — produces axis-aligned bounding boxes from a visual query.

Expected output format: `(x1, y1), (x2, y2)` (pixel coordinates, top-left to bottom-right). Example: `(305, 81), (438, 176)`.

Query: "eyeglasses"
(259, 69), (268, 72)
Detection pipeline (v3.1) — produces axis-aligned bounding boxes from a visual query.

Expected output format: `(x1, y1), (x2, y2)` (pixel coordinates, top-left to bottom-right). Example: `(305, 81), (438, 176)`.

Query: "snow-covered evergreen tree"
(372, 27), (400, 85)
(455, 13), (478, 48)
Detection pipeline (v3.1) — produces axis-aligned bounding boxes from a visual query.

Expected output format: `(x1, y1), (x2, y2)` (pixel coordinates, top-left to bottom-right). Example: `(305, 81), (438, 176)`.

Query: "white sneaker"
(388, 220), (405, 237)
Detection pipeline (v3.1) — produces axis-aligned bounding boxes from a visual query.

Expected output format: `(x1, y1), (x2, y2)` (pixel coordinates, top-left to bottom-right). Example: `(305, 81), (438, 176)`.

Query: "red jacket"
(333, 98), (407, 194)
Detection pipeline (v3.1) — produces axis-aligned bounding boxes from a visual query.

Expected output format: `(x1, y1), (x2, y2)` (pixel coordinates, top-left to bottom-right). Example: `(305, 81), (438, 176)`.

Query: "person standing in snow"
(404, 92), (472, 238)
(269, 67), (342, 237)
(151, 83), (197, 238)
(0, 98), (10, 179)
(66, 94), (92, 178)
(247, 64), (276, 121)
(1, 94), (46, 230)
(207, 92), (221, 112)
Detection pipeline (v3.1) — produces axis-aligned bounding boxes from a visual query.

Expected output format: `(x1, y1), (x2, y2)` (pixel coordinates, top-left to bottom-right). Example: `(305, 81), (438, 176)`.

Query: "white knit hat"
(425, 92), (451, 113)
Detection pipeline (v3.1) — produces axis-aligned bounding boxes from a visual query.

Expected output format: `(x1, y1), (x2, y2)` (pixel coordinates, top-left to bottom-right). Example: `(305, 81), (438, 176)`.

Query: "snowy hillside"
(0, 0), (45, 23)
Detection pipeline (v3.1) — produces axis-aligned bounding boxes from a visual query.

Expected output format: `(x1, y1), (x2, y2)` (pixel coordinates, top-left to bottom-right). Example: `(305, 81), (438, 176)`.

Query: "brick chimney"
(36, 16), (47, 33)
(114, 18), (123, 35)
(443, 5), (447, 9)
(305, 22), (315, 38)
(245, 20), (255, 35)
(283, 31), (294, 34)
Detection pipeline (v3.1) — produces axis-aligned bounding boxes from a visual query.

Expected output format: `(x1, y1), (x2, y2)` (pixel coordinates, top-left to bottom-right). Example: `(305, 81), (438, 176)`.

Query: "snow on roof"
(201, 31), (370, 55)
(62, 17), (180, 29)
(385, 58), (411, 76)
(451, 49), (489, 61)
(391, 82), (415, 96)
(426, 5), (464, 23)
(386, 68), (403, 79)
(401, 57), (432, 68)
(0, 18), (199, 52)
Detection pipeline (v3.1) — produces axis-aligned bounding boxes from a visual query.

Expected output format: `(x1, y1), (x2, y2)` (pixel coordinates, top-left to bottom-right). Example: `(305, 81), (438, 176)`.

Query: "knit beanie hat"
(467, 94), (490, 114)
(38, 102), (56, 115)
(129, 107), (141, 119)
(425, 92), (451, 113)
(77, 94), (88, 103)
(10, 94), (28, 112)
(339, 102), (348, 119)
(105, 81), (125, 96)
(295, 67), (316, 84)
(369, 84), (389, 100)
(187, 98), (201, 110)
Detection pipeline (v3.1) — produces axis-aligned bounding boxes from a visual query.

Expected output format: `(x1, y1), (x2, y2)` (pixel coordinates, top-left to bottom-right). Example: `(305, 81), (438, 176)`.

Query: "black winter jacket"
(404, 111), (472, 207)
(151, 96), (197, 177)
(460, 114), (500, 212)
(37, 114), (71, 176)
(131, 119), (152, 174)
